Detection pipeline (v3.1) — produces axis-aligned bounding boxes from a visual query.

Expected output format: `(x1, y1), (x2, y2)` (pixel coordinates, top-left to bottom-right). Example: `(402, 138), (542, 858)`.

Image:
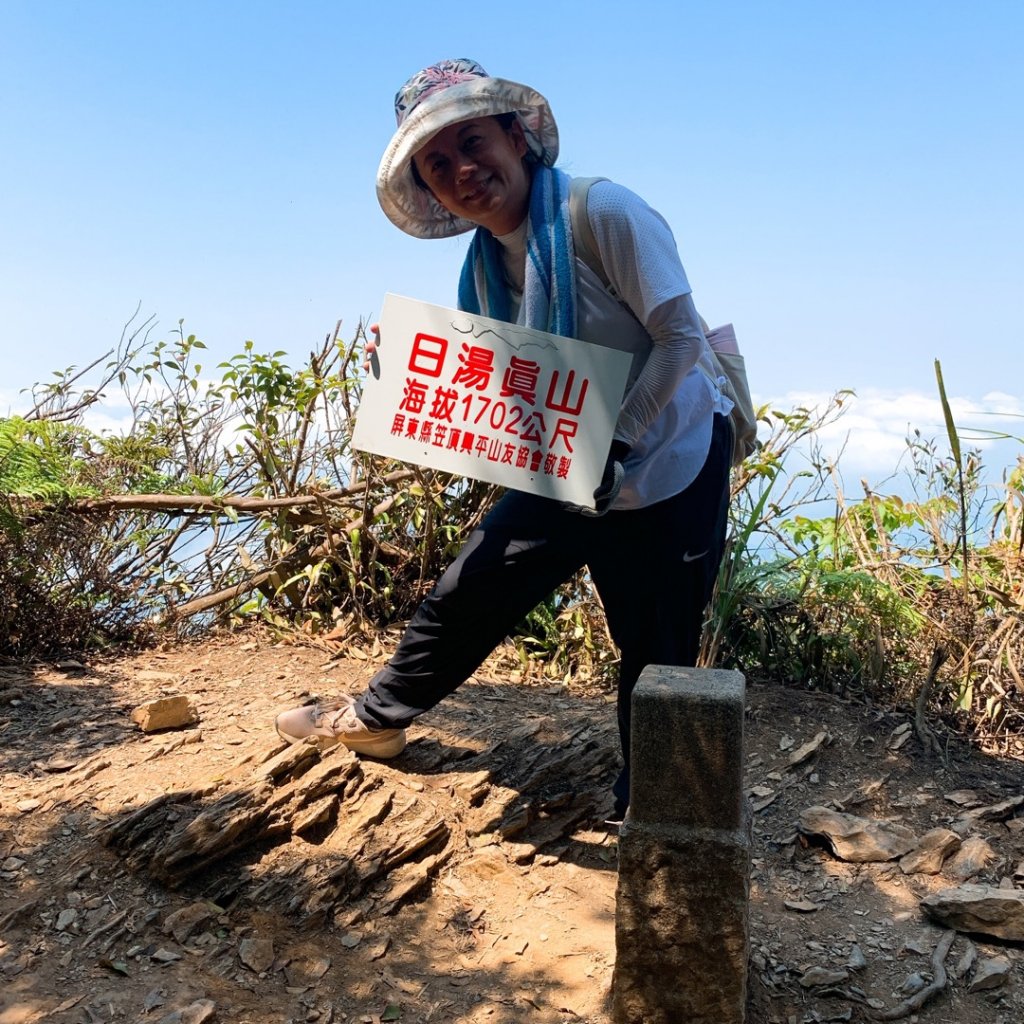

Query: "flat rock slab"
(921, 884), (1024, 941)
(954, 794), (1024, 830)
(799, 806), (917, 862)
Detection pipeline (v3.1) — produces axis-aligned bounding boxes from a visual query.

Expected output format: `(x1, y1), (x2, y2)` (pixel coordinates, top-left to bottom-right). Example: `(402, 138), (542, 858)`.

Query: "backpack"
(568, 176), (758, 467)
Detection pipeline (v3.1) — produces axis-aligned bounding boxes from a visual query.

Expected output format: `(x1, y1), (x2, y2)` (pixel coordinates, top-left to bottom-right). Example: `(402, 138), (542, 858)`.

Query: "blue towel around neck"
(457, 166), (577, 338)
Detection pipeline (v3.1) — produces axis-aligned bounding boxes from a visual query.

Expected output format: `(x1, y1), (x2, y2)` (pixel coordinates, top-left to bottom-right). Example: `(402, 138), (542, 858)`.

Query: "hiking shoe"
(274, 696), (407, 758)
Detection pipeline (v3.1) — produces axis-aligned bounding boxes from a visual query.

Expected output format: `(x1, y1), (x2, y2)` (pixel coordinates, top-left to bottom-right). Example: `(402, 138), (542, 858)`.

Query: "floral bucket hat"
(376, 58), (559, 239)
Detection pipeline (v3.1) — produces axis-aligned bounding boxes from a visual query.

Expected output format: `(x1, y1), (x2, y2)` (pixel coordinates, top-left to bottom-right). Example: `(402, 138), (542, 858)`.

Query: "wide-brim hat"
(377, 58), (559, 239)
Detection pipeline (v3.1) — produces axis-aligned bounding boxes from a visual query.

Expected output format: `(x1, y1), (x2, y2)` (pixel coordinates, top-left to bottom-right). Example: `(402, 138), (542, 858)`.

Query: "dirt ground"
(2, 629), (1024, 1024)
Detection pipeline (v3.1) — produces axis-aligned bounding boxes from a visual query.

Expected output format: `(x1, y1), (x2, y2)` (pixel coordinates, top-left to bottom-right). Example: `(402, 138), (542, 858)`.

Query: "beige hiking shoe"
(274, 696), (407, 758)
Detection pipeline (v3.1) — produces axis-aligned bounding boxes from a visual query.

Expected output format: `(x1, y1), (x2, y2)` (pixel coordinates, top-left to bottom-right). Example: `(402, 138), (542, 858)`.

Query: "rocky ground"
(2, 629), (1024, 1024)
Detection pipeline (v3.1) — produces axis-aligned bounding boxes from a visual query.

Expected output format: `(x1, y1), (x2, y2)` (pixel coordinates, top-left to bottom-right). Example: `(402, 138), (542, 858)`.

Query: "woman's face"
(413, 116), (530, 235)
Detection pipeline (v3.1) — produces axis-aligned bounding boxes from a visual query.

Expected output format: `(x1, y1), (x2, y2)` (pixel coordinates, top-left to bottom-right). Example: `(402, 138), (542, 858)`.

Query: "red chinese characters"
(386, 327), (592, 482)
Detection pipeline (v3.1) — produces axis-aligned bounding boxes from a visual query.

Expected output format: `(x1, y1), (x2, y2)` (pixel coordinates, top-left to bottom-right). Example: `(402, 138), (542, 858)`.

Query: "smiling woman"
(376, 57), (559, 240)
(275, 57), (735, 822)
(411, 116), (530, 235)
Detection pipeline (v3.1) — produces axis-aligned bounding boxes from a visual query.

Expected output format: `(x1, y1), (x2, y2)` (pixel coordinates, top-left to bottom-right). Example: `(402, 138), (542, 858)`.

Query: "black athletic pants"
(356, 414), (732, 808)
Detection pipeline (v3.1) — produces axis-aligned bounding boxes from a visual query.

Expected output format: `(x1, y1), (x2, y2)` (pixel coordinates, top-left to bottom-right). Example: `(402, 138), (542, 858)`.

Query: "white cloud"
(757, 387), (1024, 482)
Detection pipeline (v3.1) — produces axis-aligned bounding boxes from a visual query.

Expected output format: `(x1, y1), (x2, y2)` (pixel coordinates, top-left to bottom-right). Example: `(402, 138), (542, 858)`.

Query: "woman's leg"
(356, 491), (595, 728)
(589, 414), (732, 810)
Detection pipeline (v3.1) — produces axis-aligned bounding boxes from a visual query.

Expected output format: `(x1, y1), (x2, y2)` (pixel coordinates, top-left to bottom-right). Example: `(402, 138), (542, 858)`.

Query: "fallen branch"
(82, 909), (129, 948)
(868, 929), (955, 1021)
(65, 469), (416, 516)
(162, 483), (419, 622)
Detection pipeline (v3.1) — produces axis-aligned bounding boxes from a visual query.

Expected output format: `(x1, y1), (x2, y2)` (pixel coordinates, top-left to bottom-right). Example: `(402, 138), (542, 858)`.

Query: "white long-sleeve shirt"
(496, 179), (731, 508)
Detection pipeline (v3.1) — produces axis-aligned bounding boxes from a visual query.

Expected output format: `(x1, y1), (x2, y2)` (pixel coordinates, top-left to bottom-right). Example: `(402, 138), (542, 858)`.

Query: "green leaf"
(934, 360), (962, 465)
(381, 1006), (402, 1021)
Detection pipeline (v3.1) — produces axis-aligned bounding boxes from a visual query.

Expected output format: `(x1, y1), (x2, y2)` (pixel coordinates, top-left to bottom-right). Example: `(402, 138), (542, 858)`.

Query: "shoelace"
(313, 696), (355, 729)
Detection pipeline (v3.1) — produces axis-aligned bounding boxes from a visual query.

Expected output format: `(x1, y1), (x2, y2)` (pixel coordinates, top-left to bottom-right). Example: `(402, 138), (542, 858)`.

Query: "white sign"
(352, 293), (631, 508)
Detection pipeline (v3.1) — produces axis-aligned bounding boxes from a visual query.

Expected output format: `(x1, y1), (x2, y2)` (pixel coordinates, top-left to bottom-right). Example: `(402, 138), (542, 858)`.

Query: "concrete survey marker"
(613, 665), (752, 1024)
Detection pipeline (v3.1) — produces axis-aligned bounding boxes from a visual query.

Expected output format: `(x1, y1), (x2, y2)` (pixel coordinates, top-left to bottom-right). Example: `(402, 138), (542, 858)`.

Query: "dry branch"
(162, 482), (420, 622)
(914, 646), (948, 759)
(868, 929), (955, 1020)
(65, 469), (416, 516)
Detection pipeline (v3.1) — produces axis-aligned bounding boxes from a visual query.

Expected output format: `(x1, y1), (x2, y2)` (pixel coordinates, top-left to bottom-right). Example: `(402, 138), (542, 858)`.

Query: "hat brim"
(376, 77), (558, 239)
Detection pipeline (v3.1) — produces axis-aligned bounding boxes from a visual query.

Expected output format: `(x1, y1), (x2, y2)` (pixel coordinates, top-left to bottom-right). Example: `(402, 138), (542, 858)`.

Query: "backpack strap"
(570, 175), (711, 333)
(568, 176), (612, 291)
(568, 175), (756, 465)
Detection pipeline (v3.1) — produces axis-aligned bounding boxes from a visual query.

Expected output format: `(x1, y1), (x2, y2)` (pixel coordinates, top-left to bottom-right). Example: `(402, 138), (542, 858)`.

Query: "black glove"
(577, 440), (630, 518)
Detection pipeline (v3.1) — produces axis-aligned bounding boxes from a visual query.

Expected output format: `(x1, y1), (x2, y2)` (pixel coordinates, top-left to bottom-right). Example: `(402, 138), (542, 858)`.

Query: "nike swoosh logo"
(682, 550), (707, 562)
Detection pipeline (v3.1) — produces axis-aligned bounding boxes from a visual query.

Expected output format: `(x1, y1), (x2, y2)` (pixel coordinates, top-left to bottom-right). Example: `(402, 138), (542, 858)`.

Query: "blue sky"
(2, 1), (1022, 478)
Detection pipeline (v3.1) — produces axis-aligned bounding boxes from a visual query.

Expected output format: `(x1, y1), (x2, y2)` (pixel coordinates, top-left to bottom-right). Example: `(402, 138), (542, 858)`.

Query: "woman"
(275, 59), (733, 818)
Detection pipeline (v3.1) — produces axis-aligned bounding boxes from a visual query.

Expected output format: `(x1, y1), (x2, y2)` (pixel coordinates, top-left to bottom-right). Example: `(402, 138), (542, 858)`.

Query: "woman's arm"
(614, 291), (705, 447)
(583, 182), (708, 447)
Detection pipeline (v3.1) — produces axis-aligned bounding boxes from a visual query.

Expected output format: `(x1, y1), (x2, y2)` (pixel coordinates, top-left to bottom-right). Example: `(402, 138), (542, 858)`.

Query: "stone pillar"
(612, 665), (751, 1024)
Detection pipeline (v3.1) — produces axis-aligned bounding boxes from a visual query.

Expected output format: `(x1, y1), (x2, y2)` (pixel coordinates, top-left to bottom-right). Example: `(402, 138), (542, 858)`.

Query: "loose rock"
(956, 795), (1024, 828)
(131, 695), (199, 733)
(56, 908), (79, 932)
(238, 936), (275, 973)
(285, 957), (331, 988)
(954, 940), (977, 980)
(899, 827), (961, 875)
(787, 730), (830, 769)
(944, 789), (984, 808)
(896, 971), (928, 995)
(799, 966), (849, 988)
(888, 722), (912, 750)
(799, 806), (917, 862)
(144, 990), (167, 1012)
(784, 900), (821, 913)
(921, 884), (1024, 941)
(968, 955), (1011, 992)
(137, 670), (183, 683)
(156, 999), (216, 1024)
(163, 903), (216, 944)
(237, 937), (274, 970)
(945, 836), (999, 882)
(846, 944), (867, 971)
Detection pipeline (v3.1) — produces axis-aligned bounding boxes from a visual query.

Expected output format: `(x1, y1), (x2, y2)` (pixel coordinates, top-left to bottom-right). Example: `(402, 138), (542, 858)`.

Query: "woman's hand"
(363, 323), (380, 373)
(564, 440), (630, 518)
(584, 439), (630, 516)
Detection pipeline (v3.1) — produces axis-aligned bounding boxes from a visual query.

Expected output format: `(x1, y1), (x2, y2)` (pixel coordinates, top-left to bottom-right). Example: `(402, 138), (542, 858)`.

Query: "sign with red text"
(352, 293), (632, 507)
